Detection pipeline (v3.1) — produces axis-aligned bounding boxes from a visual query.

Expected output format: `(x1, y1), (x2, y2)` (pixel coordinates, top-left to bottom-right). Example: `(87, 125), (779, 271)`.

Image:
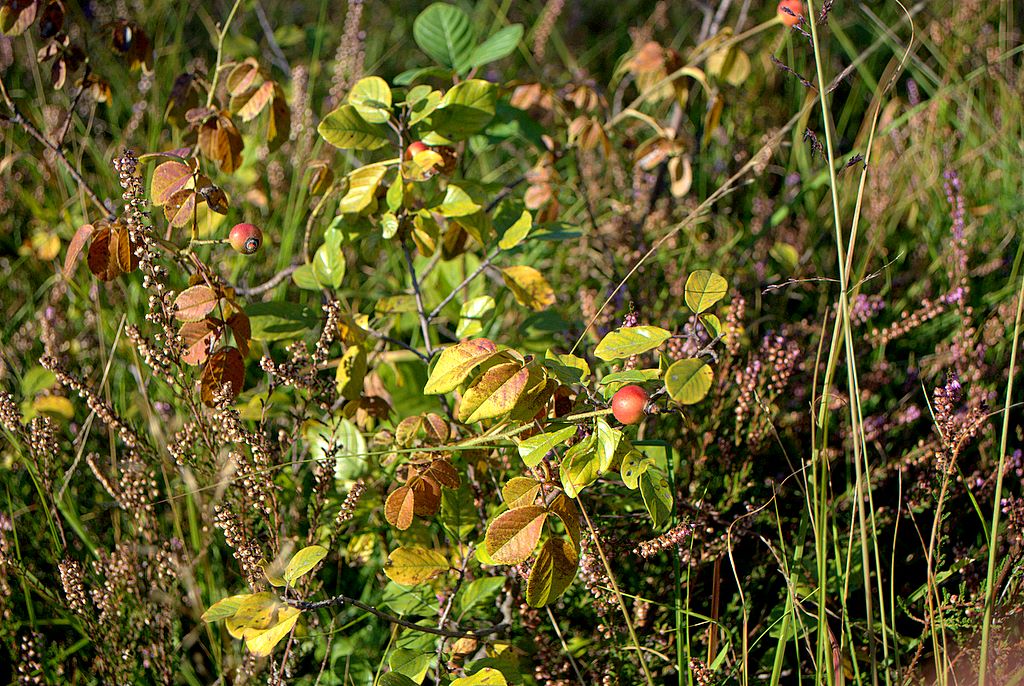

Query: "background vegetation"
(1, 0), (1023, 684)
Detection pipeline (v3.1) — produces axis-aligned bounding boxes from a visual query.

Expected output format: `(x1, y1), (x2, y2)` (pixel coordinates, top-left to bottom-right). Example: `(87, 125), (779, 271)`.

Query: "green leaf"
(467, 24), (524, 69)
(456, 295), (495, 338)
(525, 538), (578, 607)
(560, 433), (600, 498)
(318, 105), (391, 150)
(312, 229), (345, 289)
(620, 449), (655, 490)
(640, 468), (672, 528)
(457, 362), (529, 424)
(291, 263), (322, 290)
(542, 351), (590, 384)
(594, 326), (672, 361)
(516, 426), (576, 468)
(594, 417), (622, 472)
(684, 270), (728, 314)
(339, 164), (388, 214)
(201, 593), (250, 622)
(429, 80), (497, 139)
(497, 209), (532, 250)
(386, 170), (404, 212)
(599, 369), (662, 386)
(412, 3), (476, 71)
(283, 545), (328, 585)
(452, 666), (509, 685)
(441, 485), (476, 540)
(485, 505), (547, 565)
(457, 577), (506, 615)
(409, 89), (442, 126)
(437, 184), (481, 217)
(393, 66), (452, 86)
(664, 358), (713, 405)
(699, 313), (722, 337)
(379, 673), (419, 686)
(389, 648), (432, 682)
(247, 302), (320, 341)
(348, 76), (392, 124)
(384, 545), (451, 586)
(424, 338), (499, 394)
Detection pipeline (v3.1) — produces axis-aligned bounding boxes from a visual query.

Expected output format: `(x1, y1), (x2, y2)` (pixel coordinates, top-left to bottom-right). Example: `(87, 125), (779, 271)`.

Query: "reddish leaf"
(232, 81), (274, 122)
(423, 459), (460, 489)
(150, 160), (192, 206)
(180, 319), (219, 366)
(200, 347), (245, 405)
(112, 225), (137, 273)
(423, 413), (449, 444)
(385, 485), (415, 530)
(174, 285), (219, 322)
(198, 112), (244, 173)
(456, 361), (530, 424)
(485, 505), (548, 565)
(164, 187), (197, 228)
(63, 222), (93, 278)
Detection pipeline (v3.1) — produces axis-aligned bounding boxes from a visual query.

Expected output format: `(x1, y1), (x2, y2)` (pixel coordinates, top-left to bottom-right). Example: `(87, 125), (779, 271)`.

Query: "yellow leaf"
(245, 606), (302, 657)
(501, 265), (555, 311)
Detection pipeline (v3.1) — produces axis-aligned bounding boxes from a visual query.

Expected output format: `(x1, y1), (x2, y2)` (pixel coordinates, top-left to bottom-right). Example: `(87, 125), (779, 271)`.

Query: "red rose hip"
(229, 223), (262, 255)
(777, 0), (804, 26)
(405, 141), (429, 160)
(611, 385), (648, 425)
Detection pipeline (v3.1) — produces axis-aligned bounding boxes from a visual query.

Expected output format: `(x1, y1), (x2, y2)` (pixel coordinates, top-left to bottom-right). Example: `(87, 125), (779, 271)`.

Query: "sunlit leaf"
(559, 433), (600, 498)
(525, 538), (578, 607)
(150, 161), (192, 206)
(384, 545), (450, 586)
(348, 76), (392, 124)
(684, 270), (728, 314)
(318, 104), (391, 150)
(457, 361), (529, 424)
(201, 593), (250, 622)
(456, 295), (495, 338)
(620, 449), (655, 490)
(339, 165), (388, 214)
(451, 667), (509, 685)
(174, 285), (219, 322)
(497, 209), (532, 250)
(385, 485), (415, 530)
(593, 326), (672, 361)
(516, 426), (575, 468)
(283, 545), (328, 585)
(424, 338), (498, 395)
(664, 358), (713, 405)
(485, 505), (547, 565)
(430, 80), (497, 139)
(501, 265), (555, 311)
(501, 476), (542, 509)
(245, 606), (301, 657)
(640, 468), (672, 528)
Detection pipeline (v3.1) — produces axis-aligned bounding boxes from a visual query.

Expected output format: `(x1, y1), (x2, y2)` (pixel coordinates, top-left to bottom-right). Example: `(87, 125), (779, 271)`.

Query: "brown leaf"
(63, 222), (93, 278)
(200, 346), (245, 405)
(38, 1), (63, 39)
(411, 476), (441, 517)
(423, 459), (460, 489)
(112, 225), (137, 273)
(198, 112), (244, 173)
(232, 81), (274, 122)
(267, 84), (290, 151)
(173, 285), (219, 322)
(227, 311), (250, 357)
(1, 0), (37, 37)
(384, 485), (415, 530)
(225, 57), (260, 97)
(86, 225), (120, 281)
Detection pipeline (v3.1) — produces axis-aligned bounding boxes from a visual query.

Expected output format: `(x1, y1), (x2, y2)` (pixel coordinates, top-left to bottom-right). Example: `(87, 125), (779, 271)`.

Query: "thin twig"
(427, 248), (499, 322)
(0, 76), (111, 219)
(235, 263), (300, 295)
(286, 594), (507, 639)
(403, 240), (435, 357)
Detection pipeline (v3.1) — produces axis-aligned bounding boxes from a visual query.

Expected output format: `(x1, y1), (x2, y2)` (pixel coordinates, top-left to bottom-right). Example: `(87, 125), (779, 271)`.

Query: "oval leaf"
(424, 338), (498, 395)
(385, 485), (415, 530)
(283, 545), (328, 585)
(501, 265), (555, 311)
(525, 538), (578, 607)
(684, 270), (728, 314)
(318, 104), (391, 150)
(384, 545), (450, 586)
(664, 358), (713, 405)
(593, 326), (672, 361)
(413, 3), (476, 71)
(516, 426), (575, 468)
(485, 505), (547, 565)
(457, 362), (529, 424)
(245, 606), (301, 657)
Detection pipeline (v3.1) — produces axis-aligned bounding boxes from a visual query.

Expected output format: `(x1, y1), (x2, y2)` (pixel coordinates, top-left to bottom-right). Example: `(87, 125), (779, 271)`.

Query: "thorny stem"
(286, 593), (506, 639)
(0, 76), (111, 219)
(206, 0), (246, 108)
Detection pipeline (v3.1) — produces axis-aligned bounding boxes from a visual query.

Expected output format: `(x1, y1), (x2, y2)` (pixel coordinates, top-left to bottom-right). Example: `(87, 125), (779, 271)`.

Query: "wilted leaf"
(501, 265), (555, 311)
(86, 225), (120, 282)
(227, 311), (251, 357)
(485, 505), (547, 565)
(384, 545), (450, 586)
(164, 187), (197, 228)
(593, 326), (672, 361)
(233, 81), (274, 122)
(63, 223), (94, 278)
